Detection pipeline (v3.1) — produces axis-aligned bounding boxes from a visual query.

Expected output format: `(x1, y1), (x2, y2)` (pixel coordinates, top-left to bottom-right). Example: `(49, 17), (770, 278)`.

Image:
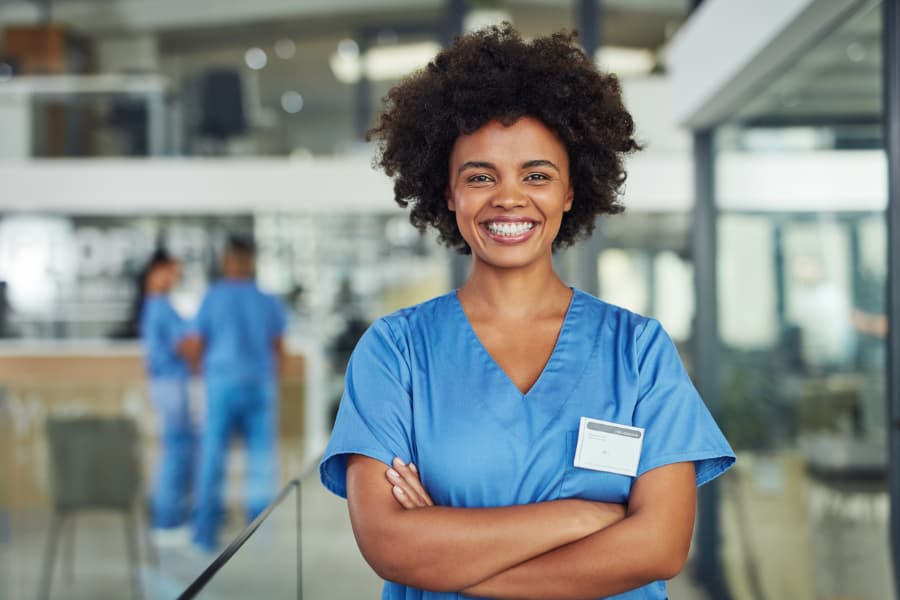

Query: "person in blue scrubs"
(320, 25), (736, 599)
(139, 249), (197, 532)
(192, 235), (287, 552)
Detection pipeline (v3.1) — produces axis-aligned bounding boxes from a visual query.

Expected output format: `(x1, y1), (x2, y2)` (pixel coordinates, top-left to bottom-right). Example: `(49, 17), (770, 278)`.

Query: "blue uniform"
(321, 289), (735, 600)
(193, 279), (287, 550)
(140, 295), (191, 379)
(139, 295), (195, 528)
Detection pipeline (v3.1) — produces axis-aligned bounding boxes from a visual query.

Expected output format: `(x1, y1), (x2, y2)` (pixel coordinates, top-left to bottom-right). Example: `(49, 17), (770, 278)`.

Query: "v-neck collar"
(450, 287), (581, 398)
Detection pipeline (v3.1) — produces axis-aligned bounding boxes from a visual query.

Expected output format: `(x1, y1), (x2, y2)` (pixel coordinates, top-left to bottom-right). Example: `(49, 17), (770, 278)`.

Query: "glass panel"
(195, 483), (301, 600)
(714, 4), (890, 597)
(598, 212), (694, 342)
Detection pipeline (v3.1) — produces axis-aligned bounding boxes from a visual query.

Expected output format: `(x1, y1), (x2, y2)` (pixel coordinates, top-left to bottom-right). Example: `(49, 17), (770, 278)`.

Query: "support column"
(883, 0), (900, 594)
(446, 0), (470, 289)
(576, 0), (603, 296)
(691, 129), (731, 600)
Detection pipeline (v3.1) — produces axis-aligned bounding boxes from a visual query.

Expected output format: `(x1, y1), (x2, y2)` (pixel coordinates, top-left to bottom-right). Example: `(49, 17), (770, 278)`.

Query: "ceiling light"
(464, 9), (512, 33)
(330, 41), (441, 84)
(274, 38), (296, 60)
(594, 46), (655, 78)
(244, 47), (268, 70)
(281, 90), (304, 114)
(337, 39), (360, 59)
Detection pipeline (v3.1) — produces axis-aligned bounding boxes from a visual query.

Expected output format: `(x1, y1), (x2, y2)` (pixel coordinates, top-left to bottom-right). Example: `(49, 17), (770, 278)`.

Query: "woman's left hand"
(386, 457), (435, 509)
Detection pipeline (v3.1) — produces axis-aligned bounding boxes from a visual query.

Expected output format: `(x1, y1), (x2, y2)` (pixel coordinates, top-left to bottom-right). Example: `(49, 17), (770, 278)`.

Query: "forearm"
(462, 463), (698, 599)
(462, 512), (684, 600)
(352, 499), (619, 592)
(347, 455), (622, 592)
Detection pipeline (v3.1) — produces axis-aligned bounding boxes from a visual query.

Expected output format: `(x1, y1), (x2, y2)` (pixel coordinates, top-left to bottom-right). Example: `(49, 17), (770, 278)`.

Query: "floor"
(1, 455), (710, 600)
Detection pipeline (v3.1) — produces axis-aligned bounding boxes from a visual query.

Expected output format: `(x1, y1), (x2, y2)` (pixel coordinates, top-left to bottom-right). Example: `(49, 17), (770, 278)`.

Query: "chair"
(39, 416), (156, 600)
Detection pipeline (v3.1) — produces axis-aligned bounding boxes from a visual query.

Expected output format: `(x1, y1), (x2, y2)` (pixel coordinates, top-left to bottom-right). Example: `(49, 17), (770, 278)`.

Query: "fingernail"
(393, 457), (406, 466)
(393, 485), (404, 495)
(409, 463), (418, 473)
(387, 469), (400, 479)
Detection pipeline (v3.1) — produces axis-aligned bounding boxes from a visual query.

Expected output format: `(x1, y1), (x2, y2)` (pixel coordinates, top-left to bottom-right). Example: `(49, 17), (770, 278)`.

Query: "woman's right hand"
(385, 457), (435, 509)
(385, 456), (626, 534)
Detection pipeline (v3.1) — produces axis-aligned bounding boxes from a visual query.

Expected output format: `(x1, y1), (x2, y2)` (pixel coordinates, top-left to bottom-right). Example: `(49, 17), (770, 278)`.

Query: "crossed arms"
(345, 454), (696, 599)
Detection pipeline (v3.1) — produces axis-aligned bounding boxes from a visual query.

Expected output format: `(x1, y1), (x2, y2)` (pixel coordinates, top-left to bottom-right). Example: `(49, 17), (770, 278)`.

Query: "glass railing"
(177, 473), (306, 600)
(176, 452), (385, 599)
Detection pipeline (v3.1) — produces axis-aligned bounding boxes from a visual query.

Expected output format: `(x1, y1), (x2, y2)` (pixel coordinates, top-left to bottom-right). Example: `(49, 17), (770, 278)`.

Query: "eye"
(466, 174), (494, 184)
(524, 172), (551, 182)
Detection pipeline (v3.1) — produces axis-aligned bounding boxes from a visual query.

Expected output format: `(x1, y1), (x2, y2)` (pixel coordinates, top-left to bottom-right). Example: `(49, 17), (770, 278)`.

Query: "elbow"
(656, 552), (688, 581)
(354, 528), (461, 592)
(652, 540), (690, 581)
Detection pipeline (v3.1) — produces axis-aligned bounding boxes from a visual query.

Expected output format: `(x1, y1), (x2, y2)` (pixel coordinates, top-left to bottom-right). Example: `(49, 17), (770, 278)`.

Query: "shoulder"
(203, 281), (228, 299)
(142, 296), (170, 318)
(376, 292), (456, 338)
(355, 292), (456, 356)
(572, 288), (655, 339)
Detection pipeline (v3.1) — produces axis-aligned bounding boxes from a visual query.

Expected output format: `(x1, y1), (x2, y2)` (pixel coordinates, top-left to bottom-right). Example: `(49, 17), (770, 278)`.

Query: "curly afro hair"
(368, 24), (641, 254)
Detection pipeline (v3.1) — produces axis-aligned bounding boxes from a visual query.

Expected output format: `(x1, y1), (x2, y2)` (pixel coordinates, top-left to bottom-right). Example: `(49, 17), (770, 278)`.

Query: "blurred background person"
(138, 248), (199, 541)
(191, 234), (287, 553)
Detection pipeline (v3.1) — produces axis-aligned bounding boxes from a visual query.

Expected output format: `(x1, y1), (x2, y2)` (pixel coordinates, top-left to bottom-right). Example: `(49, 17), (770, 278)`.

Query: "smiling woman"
(319, 24), (735, 600)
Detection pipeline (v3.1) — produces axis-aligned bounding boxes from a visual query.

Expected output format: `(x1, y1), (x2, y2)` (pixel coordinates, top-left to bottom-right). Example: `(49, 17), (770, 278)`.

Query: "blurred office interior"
(0, 0), (898, 598)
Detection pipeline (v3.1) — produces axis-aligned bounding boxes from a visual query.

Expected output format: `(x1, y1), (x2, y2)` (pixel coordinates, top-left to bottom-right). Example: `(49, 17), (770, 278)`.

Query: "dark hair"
(226, 233), (256, 256)
(368, 24), (641, 253)
(148, 247), (175, 269)
(116, 247), (175, 339)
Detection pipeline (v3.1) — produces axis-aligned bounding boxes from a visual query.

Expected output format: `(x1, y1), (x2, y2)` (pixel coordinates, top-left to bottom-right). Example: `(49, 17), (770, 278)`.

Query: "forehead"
(450, 116), (569, 165)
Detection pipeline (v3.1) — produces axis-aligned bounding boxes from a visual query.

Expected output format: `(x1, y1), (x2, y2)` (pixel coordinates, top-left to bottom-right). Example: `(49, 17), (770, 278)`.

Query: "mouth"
(480, 219), (539, 244)
(483, 220), (536, 237)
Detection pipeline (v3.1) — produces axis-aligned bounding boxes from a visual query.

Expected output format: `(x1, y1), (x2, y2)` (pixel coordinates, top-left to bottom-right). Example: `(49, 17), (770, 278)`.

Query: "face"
(446, 116), (574, 271)
(147, 261), (180, 293)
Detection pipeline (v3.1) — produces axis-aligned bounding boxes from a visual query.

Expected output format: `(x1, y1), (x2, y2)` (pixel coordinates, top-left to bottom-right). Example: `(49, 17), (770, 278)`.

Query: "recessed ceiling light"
(337, 39), (360, 60)
(275, 38), (296, 60)
(244, 47), (268, 70)
(281, 90), (304, 114)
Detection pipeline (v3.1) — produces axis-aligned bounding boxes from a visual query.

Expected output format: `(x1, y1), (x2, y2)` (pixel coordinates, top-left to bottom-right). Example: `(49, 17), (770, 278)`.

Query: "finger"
(386, 468), (428, 508)
(393, 458), (434, 506)
(407, 464), (434, 506)
(391, 484), (418, 509)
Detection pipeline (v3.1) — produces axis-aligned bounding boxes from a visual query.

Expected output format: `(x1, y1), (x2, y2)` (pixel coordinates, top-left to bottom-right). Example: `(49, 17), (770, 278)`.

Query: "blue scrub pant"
(193, 378), (278, 551)
(148, 377), (196, 529)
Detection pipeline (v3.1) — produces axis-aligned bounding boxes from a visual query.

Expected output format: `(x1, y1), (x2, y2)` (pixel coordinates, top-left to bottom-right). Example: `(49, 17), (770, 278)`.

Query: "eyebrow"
(457, 159), (561, 175)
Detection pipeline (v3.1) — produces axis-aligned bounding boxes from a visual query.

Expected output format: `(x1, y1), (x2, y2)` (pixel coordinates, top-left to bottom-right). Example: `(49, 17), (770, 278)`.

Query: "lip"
(479, 217), (540, 245)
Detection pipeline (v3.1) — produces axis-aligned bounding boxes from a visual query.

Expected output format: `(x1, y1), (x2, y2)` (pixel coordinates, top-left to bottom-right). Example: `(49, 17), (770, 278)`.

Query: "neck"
(458, 256), (571, 320)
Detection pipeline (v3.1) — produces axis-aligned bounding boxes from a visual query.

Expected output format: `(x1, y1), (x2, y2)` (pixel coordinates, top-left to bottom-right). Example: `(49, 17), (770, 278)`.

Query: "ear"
(563, 187), (574, 212)
(446, 186), (456, 211)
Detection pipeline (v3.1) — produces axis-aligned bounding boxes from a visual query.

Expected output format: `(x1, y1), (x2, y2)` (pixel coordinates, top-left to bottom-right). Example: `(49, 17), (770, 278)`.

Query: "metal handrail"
(177, 456), (322, 600)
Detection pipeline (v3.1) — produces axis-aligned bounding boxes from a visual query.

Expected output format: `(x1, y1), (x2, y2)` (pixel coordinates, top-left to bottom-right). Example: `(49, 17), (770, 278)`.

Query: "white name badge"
(573, 417), (644, 477)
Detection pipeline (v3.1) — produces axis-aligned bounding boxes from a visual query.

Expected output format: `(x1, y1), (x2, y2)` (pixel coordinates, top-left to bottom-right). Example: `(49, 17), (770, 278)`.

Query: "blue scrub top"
(321, 288), (735, 600)
(139, 295), (191, 379)
(195, 279), (287, 382)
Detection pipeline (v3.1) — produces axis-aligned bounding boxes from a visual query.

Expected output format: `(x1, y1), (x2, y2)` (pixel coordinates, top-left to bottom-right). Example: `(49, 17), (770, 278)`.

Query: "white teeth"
(485, 221), (535, 237)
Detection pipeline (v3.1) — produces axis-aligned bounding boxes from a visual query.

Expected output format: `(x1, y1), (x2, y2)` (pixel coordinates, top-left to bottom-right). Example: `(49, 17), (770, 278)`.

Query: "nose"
(491, 180), (527, 209)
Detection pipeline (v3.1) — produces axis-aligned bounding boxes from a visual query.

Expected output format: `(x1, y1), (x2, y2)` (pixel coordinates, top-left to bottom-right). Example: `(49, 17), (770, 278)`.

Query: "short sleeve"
(319, 318), (414, 498)
(270, 296), (288, 338)
(633, 319), (735, 486)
